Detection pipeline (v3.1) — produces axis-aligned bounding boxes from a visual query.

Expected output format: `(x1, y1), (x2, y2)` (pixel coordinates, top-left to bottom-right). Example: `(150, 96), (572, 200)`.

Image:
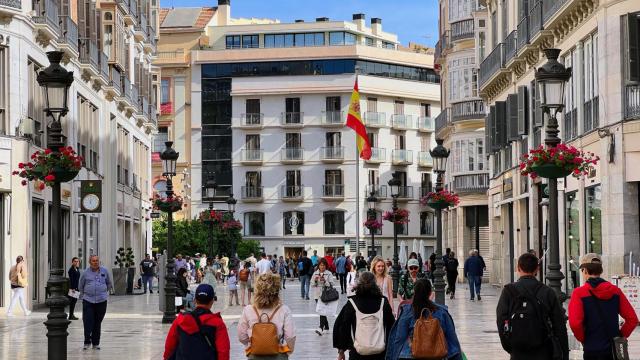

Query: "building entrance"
(284, 247), (304, 260)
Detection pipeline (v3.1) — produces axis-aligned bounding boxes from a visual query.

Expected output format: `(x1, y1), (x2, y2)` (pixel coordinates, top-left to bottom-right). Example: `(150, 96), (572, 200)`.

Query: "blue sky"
(160, 0), (439, 47)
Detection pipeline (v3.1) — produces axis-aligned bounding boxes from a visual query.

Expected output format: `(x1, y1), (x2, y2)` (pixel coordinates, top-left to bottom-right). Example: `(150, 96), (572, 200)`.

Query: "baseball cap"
(195, 284), (216, 303)
(408, 259), (420, 268)
(579, 253), (602, 269)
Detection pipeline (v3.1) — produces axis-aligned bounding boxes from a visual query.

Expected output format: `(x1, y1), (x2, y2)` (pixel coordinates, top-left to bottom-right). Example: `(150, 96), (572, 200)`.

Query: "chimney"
(217, 0), (230, 26)
(316, 17), (329, 22)
(353, 13), (365, 30)
(371, 18), (382, 35)
(295, 19), (304, 23)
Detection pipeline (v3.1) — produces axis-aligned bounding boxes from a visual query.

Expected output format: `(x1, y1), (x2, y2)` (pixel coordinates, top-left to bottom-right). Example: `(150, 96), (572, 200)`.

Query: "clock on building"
(80, 180), (102, 213)
(81, 193), (100, 212)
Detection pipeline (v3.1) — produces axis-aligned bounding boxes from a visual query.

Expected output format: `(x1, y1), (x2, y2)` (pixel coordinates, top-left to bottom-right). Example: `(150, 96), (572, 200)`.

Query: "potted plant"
(153, 193), (184, 213)
(519, 144), (599, 179)
(383, 208), (410, 225)
(113, 247), (135, 295)
(12, 147), (83, 189)
(421, 190), (460, 210)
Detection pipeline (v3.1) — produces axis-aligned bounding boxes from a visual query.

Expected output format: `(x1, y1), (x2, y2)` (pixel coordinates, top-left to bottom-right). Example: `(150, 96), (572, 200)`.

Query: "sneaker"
(150, 290), (153, 294)
(93, 345), (100, 350)
(83, 344), (91, 350)
(315, 328), (323, 336)
(69, 315), (79, 320)
(477, 295), (482, 301)
(305, 297), (310, 300)
(25, 310), (32, 316)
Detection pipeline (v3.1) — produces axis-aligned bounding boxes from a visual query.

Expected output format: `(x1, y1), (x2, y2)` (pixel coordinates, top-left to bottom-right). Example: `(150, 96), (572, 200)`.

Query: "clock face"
(82, 194), (100, 211)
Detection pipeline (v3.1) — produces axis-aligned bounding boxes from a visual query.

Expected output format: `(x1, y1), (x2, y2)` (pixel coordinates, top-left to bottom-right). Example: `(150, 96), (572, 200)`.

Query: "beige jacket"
(9, 262), (27, 287)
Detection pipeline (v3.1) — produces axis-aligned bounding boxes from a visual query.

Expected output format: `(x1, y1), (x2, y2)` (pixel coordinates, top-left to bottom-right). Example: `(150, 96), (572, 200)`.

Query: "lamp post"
(535, 48), (572, 302)
(160, 141), (179, 324)
(388, 172), (401, 297)
(366, 191), (378, 258)
(226, 193), (237, 259)
(430, 139), (450, 305)
(38, 51), (74, 360)
(204, 176), (217, 257)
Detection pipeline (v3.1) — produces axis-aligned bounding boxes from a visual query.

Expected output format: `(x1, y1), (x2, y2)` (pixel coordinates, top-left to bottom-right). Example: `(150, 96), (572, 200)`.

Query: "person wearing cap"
(164, 283), (230, 360)
(398, 258), (421, 300)
(568, 253), (639, 360)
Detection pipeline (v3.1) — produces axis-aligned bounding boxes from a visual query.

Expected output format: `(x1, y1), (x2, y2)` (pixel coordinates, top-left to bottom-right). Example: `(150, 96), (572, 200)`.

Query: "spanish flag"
(346, 79), (372, 160)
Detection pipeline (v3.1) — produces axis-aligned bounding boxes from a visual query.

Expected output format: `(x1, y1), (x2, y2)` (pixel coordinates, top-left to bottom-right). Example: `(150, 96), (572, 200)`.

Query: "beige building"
(477, 0), (640, 292)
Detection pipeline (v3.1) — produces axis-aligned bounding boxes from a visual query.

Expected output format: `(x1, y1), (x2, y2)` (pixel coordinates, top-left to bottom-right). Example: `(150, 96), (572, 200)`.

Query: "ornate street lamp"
(536, 48), (572, 302)
(226, 193), (237, 261)
(388, 172), (402, 297)
(430, 138), (450, 305)
(204, 176), (217, 257)
(366, 190), (378, 258)
(160, 141), (179, 324)
(38, 51), (74, 360)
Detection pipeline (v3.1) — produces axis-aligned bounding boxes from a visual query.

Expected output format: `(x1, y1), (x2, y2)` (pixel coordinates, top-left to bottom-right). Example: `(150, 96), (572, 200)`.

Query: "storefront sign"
(615, 276), (640, 315)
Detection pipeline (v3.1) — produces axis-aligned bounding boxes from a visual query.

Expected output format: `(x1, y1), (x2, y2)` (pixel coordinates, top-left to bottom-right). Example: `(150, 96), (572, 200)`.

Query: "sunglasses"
(409, 266), (419, 270)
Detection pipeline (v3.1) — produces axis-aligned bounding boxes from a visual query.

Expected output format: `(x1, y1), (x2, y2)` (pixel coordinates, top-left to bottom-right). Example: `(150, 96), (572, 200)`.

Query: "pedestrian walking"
(335, 252), (348, 294)
(398, 258), (421, 301)
(428, 253), (437, 280)
(202, 258), (217, 288)
(370, 256), (394, 312)
(67, 257), (81, 320)
(256, 253), (272, 275)
(175, 267), (190, 312)
(356, 255), (368, 272)
(568, 253), (639, 360)
(238, 262), (252, 306)
(497, 253), (569, 360)
(445, 251), (459, 299)
(238, 273), (296, 359)
(221, 254), (230, 283)
(175, 254), (187, 271)
(277, 256), (288, 289)
(325, 252), (336, 274)
(79, 255), (113, 350)
(287, 256), (295, 279)
(297, 250), (313, 300)
(227, 270), (240, 306)
(333, 272), (395, 360)
(139, 253), (156, 294)
(163, 283), (230, 360)
(7, 255), (30, 316)
(464, 249), (484, 301)
(387, 278), (463, 360)
(310, 250), (319, 268)
(346, 264), (358, 297)
(312, 258), (336, 335)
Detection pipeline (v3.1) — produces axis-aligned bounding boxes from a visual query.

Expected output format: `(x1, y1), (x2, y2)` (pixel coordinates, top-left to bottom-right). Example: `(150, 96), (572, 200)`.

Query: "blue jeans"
(299, 274), (310, 299)
(142, 275), (154, 292)
(468, 275), (482, 299)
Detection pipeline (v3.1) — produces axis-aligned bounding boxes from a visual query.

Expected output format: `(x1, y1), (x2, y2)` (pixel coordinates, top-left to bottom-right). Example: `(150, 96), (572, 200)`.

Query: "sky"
(159, 0), (440, 47)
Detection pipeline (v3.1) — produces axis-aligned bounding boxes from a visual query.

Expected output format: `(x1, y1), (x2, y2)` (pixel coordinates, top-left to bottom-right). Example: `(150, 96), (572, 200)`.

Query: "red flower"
(18, 163), (24, 169)
(12, 171), (19, 175)
(45, 148), (53, 155)
(44, 174), (56, 182)
(21, 180), (27, 186)
(39, 183), (46, 190)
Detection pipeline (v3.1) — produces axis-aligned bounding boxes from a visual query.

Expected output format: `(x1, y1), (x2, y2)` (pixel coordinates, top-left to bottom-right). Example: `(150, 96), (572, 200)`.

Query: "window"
(367, 97), (378, 112)
(382, 42), (395, 49)
(225, 35), (241, 49)
(244, 212), (265, 236)
(586, 186), (602, 254)
(421, 173), (432, 193)
(242, 35), (259, 48)
(478, 32), (486, 61)
(565, 192), (580, 293)
(324, 211), (345, 235)
(367, 132), (378, 147)
(326, 132), (341, 147)
(420, 212), (435, 235)
(325, 170), (343, 185)
(625, 12), (640, 82)
(245, 171), (261, 187)
(329, 32), (356, 46)
(285, 133), (301, 148)
(583, 33), (599, 132)
(326, 96), (341, 111)
(245, 134), (260, 150)
(451, 137), (485, 173)
(395, 135), (406, 150)
(420, 103), (431, 117)
(394, 100), (404, 115)
(364, 210), (383, 235)
(246, 99), (260, 115)
(161, 79), (170, 104)
(153, 180), (167, 197)
(366, 37), (375, 46)
(0, 47), (7, 135)
(286, 170), (301, 187)
(27, 59), (45, 147)
(449, 0), (475, 22)
(154, 127), (168, 152)
(563, 49), (578, 140)
(77, 95), (100, 172)
(448, 57), (476, 101)
(284, 211), (304, 235)
(285, 98), (301, 123)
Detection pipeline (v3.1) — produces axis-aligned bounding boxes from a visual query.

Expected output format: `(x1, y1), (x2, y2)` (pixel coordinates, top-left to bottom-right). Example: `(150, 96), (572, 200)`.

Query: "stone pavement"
(1, 279), (639, 359)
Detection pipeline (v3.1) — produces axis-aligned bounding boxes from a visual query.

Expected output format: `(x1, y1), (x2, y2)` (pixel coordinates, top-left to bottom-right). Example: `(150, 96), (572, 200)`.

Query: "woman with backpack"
(333, 272), (395, 360)
(445, 252), (459, 300)
(370, 256), (394, 313)
(386, 279), (463, 360)
(238, 262), (252, 306)
(312, 258), (336, 336)
(238, 273), (296, 359)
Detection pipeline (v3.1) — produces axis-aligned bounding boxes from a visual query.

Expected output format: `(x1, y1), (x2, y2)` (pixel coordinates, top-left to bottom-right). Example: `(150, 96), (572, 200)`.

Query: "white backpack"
(349, 298), (386, 355)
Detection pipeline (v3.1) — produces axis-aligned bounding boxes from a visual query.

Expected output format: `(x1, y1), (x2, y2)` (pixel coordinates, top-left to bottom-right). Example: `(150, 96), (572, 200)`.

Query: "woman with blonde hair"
(238, 273), (296, 359)
(370, 256), (394, 312)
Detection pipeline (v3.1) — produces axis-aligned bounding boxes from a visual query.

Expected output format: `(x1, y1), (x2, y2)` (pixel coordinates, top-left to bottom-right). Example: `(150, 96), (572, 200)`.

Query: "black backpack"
(503, 283), (549, 351)
(170, 310), (217, 360)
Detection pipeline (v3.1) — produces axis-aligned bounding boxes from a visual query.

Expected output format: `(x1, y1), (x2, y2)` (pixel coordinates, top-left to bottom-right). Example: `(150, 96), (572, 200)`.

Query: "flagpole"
(355, 71), (360, 258)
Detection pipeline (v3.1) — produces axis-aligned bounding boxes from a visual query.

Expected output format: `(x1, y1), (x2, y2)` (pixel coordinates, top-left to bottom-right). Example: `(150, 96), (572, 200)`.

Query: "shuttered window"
(517, 86), (528, 135)
(627, 13), (640, 82)
(495, 101), (507, 149)
(532, 80), (543, 128)
(488, 105), (496, 152)
(507, 94), (519, 141)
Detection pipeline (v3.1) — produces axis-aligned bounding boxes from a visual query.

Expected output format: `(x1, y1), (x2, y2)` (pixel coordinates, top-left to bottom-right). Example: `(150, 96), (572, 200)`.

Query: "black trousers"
(446, 272), (458, 294)
(82, 300), (107, 346)
(67, 296), (78, 316)
(338, 273), (347, 293)
(583, 352), (614, 360)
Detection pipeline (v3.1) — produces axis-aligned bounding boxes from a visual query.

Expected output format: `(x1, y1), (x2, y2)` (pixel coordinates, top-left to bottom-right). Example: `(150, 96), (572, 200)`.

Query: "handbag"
(589, 290), (630, 360)
(320, 283), (339, 303)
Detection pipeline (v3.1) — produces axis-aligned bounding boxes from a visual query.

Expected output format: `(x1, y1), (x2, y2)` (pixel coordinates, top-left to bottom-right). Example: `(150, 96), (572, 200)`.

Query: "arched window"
(283, 211), (304, 236)
(104, 12), (113, 21)
(324, 210), (345, 235)
(244, 212), (265, 236)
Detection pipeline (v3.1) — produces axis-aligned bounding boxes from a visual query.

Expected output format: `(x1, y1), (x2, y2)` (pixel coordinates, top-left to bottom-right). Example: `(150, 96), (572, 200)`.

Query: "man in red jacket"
(164, 284), (230, 360)
(568, 253), (638, 360)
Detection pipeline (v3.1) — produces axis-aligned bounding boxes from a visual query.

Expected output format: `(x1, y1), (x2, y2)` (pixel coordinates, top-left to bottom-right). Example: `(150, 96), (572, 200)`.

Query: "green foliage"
(114, 247), (135, 268)
(236, 239), (262, 260)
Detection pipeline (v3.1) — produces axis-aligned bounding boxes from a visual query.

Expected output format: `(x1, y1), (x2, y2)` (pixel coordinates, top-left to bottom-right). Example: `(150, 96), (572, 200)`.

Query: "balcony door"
(286, 133), (301, 148)
(246, 134), (260, 150)
(394, 100), (404, 115)
(326, 132), (341, 147)
(395, 135), (406, 150)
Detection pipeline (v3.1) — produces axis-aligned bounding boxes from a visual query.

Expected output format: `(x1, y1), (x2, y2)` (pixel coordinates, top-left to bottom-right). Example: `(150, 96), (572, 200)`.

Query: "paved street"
(1, 279), (639, 359)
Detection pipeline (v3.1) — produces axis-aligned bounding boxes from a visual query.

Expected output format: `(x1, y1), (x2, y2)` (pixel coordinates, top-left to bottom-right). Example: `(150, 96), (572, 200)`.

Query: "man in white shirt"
(255, 253), (272, 275)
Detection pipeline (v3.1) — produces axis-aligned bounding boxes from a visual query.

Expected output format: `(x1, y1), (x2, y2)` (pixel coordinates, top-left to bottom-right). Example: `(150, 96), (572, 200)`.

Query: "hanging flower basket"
(222, 219), (243, 231)
(363, 218), (383, 230)
(12, 147), (82, 189)
(383, 208), (410, 225)
(153, 193), (184, 213)
(519, 144), (599, 179)
(420, 190), (459, 210)
(199, 209), (223, 223)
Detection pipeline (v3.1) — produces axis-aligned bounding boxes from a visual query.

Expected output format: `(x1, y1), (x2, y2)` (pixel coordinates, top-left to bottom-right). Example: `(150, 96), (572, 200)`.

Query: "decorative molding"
(35, 30), (52, 47)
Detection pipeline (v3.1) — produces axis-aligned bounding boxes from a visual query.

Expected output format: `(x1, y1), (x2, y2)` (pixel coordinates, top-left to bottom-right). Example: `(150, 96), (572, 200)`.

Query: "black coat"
(175, 276), (189, 297)
(496, 276), (570, 360)
(68, 266), (80, 290)
(333, 294), (395, 360)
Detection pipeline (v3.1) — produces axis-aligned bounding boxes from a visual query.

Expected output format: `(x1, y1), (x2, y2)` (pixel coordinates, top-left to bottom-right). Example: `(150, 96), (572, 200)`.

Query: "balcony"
(281, 112), (304, 127)
(364, 112), (386, 127)
(97, 52), (110, 86)
(517, 17), (529, 53)
(0, 0), (22, 20)
(451, 173), (489, 194)
(32, 0), (60, 44)
(322, 184), (344, 200)
(145, 25), (157, 53)
(240, 113), (263, 127)
(58, 15), (79, 57)
(391, 149), (413, 165)
(148, 104), (158, 128)
(321, 111), (344, 126)
(625, 84), (640, 120)
(79, 38), (100, 76)
(583, 96), (599, 133)
(241, 186), (263, 202)
(365, 147), (386, 163)
(134, 13), (148, 42)
(450, 19), (474, 42)
(155, 49), (190, 66)
(391, 114), (413, 130)
(397, 186), (414, 200)
(240, 149), (263, 164)
(417, 116), (434, 132)
(109, 66), (122, 97)
(504, 30), (518, 64)
(320, 146), (345, 163)
(435, 109), (449, 134)
(418, 151), (433, 168)
(451, 100), (485, 122)
(281, 185), (304, 201)
(280, 148), (304, 164)
(479, 43), (504, 89)
(365, 184), (387, 199)
(117, 0), (134, 25)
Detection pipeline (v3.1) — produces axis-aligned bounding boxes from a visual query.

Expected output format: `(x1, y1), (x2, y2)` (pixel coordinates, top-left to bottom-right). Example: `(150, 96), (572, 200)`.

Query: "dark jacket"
(496, 276), (569, 360)
(68, 266), (80, 290)
(333, 294), (395, 360)
(463, 256), (484, 277)
(163, 306), (230, 360)
(299, 256), (313, 276)
(175, 276), (189, 297)
(568, 277), (638, 355)
(445, 257), (459, 274)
